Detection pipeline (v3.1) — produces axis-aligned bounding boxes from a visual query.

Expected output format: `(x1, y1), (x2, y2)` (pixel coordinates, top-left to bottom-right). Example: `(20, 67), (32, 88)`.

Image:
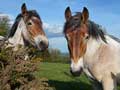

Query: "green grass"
(36, 62), (120, 90)
(36, 62), (92, 90)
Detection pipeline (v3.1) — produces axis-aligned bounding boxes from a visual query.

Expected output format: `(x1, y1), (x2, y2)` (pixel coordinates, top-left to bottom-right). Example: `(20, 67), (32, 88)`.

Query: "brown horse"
(64, 7), (120, 90)
(7, 3), (48, 51)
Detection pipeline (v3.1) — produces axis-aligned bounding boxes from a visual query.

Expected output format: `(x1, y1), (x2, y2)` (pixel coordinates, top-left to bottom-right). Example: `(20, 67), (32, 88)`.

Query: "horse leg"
(102, 73), (117, 90)
(116, 73), (120, 85)
(90, 79), (103, 90)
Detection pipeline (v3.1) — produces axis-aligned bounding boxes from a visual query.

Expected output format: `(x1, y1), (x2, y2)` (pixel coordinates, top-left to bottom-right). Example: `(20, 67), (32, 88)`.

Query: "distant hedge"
(30, 48), (70, 63)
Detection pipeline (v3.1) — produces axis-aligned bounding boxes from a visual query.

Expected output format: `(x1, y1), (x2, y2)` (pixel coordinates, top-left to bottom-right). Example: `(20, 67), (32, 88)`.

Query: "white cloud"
(0, 13), (14, 21)
(43, 22), (64, 38)
(43, 22), (63, 33)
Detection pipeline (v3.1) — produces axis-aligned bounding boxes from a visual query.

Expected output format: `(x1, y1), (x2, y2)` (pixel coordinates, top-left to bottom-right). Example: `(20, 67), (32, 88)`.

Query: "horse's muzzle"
(39, 41), (48, 51)
(70, 68), (83, 77)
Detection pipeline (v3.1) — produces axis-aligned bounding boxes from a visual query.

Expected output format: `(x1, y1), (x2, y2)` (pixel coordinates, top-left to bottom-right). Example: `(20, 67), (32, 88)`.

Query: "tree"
(0, 15), (10, 36)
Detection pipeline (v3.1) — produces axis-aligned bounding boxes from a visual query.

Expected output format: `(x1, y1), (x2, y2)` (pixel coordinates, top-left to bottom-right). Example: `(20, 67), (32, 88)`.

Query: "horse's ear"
(65, 7), (72, 21)
(82, 7), (89, 23)
(21, 3), (27, 16)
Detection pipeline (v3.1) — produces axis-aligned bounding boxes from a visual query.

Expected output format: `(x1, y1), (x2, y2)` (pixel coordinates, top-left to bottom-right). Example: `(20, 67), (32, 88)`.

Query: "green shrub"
(0, 46), (54, 90)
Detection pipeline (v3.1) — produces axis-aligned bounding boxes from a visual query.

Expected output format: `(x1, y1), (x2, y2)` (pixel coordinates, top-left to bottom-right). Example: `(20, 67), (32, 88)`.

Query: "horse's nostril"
(40, 41), (44, 46)
(70, 69), (82, 77)
(39, 41), (48, 51)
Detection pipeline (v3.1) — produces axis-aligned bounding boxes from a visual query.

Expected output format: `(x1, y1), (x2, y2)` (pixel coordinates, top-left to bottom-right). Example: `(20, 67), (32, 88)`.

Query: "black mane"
(88, 21), (107, 43)
(8, 10), (41, 38)
(108, 34), (120, 43)
(64, 12), (107, 43)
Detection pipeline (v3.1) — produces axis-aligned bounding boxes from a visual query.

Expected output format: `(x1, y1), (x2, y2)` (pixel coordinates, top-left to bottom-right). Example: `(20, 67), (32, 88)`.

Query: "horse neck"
(7, 18), (27, 50)
(84, 37), (104, 58)
(84, 35), (120, 59)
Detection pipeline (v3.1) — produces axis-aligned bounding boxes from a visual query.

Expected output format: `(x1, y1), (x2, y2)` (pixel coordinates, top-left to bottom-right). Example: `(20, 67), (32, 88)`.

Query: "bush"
(0, 46), (54, 90)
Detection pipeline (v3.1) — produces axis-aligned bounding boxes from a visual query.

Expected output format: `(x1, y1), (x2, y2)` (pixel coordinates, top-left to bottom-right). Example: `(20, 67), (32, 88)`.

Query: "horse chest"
(83, 67), (95, 79)
(83, 58), (103, 82)
(83, 65), (103, 83)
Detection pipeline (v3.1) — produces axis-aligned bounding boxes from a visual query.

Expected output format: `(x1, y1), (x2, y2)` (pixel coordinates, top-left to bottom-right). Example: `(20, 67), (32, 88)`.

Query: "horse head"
(8, 3), (49, 51)
(64, 7), (89, 76)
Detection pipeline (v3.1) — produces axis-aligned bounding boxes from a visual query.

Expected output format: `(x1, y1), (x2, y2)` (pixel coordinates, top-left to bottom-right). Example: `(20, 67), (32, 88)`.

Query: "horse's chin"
(36, 45), (48, 52)
(70, 68), (83, 77)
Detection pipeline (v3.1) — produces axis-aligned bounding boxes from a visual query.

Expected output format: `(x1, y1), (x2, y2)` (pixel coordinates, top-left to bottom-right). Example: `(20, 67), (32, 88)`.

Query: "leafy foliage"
(0, 16), (10, 36)
(0, 46), (54, 90)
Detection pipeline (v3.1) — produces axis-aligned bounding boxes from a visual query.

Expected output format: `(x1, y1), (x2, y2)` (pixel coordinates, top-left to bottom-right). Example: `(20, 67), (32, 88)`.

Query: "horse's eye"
(86, 36), (89, 39)
(85, 34), (89, 39)
(27, 22), (32, 25)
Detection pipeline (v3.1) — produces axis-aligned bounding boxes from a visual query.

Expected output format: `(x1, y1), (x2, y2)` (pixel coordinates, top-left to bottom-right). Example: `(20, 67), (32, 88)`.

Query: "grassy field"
(36, 62), (92, 90)
(36, 62), (120, 90)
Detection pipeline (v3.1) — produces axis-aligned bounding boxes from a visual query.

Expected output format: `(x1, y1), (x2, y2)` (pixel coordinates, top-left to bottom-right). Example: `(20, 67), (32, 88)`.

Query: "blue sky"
(0, 0), (120, 52)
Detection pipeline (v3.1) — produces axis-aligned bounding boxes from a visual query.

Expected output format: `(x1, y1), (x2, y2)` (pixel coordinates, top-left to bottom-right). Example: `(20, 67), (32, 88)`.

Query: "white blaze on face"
(34, 35), (48, 50)
(71, 58), (84, 72)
